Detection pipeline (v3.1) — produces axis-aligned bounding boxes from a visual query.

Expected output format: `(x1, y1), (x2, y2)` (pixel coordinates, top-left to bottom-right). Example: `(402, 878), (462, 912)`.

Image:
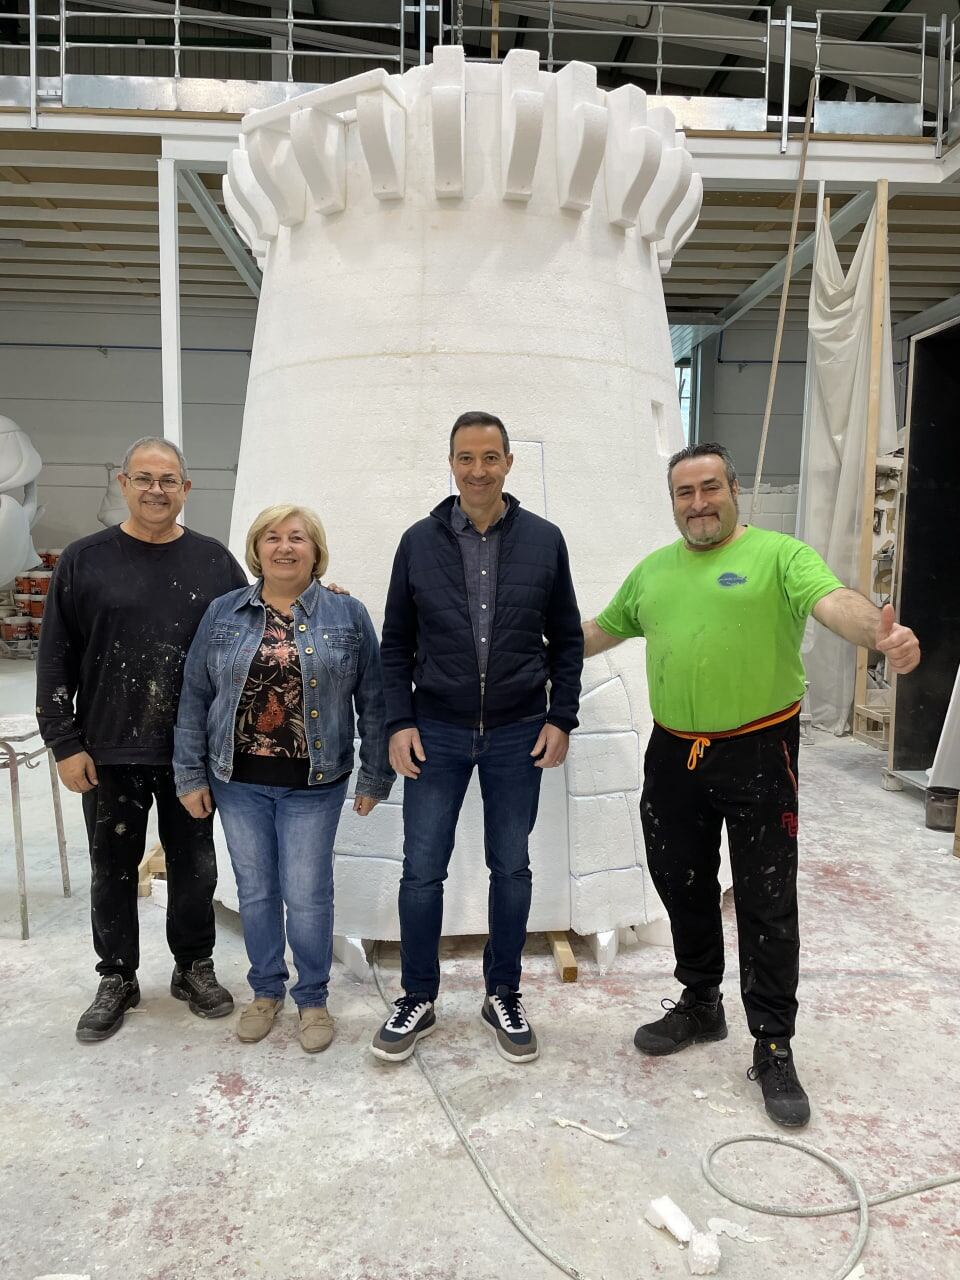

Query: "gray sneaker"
(371, 994), (436, 1061)
(481, 986), (539, 1063)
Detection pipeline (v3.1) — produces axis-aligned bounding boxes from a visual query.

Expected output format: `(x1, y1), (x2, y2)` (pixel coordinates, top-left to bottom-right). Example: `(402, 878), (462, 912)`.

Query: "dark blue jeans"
(399, 716), (545, 999)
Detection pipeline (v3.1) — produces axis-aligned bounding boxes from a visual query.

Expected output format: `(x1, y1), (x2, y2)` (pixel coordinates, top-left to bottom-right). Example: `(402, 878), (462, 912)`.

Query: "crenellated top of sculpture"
(224, 48), (702, 277)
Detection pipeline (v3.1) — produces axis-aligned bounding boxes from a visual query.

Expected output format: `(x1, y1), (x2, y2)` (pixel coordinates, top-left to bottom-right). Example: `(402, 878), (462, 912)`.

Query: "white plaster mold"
(499, 48), (544, 201)
(97, 465), (126, 528)
(431, 44), (466, 198)
(0, 415), (43, 585)
(554, 61), (608, 212)
(604, 84), (662, 229)
(219, 51), (706, 949)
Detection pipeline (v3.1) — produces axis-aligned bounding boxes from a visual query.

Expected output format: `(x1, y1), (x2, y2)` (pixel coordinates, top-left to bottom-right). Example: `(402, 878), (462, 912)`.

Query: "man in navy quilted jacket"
(371, 411), (583, 1065)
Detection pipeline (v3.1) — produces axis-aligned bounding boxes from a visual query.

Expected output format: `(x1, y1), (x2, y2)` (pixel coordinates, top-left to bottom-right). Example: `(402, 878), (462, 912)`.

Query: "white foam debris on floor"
(551, 1116), (629, 1142)
(708, 1217), (771, 1243)
(707, 1099), (737, 1116)
(645, 1195), (695, 1243)
(708, 1217), (772, 1244)
(692, 1088), (708, 1100)
(687, 1230), (722, 1275)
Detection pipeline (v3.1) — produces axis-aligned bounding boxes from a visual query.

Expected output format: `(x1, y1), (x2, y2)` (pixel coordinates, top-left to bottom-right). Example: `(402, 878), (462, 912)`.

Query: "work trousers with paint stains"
(82, 765), (218, 979)
(640, 714), (801, 1040)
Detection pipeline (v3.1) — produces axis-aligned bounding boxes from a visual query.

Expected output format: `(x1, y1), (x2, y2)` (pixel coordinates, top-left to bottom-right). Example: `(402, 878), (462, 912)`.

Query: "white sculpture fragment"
(98, 465), (126, 528)
(499, 48), (544, 201)
(221, 50), (705, 951)
(0, 415), (43, 586)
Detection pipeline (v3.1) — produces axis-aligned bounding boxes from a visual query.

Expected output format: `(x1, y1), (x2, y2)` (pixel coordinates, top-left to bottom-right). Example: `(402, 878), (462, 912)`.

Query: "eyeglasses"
(124, 473), (184, 492)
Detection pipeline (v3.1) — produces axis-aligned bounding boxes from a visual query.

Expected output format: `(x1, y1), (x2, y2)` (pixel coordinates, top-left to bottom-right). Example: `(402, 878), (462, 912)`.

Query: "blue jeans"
(399, 717), (544, 999)
(211, 776), (349, 1009)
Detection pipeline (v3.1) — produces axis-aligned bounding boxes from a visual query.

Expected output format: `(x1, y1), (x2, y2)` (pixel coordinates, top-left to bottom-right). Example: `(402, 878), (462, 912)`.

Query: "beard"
(677, 499), (739, 546)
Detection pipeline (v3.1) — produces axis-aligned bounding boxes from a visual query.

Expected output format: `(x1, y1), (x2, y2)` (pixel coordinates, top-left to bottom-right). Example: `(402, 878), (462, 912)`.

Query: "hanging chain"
(456, 0), (464, 46)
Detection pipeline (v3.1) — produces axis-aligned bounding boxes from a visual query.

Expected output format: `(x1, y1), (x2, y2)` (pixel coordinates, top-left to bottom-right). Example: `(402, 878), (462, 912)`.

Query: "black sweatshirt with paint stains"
(36, 525), (248, 765)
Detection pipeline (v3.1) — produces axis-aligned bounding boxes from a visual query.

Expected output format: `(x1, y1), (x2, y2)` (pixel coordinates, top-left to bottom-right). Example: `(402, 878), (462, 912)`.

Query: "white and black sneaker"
(481, 986), (539, 1063)
(371, 994), (436, 1061)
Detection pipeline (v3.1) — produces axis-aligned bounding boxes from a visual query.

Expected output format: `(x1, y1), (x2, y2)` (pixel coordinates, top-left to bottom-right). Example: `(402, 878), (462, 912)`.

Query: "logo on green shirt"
(717, 572), (748, 587)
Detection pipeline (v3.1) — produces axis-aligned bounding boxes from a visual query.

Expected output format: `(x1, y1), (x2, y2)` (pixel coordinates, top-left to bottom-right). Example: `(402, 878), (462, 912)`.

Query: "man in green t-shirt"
(583, 443), (920, 1128)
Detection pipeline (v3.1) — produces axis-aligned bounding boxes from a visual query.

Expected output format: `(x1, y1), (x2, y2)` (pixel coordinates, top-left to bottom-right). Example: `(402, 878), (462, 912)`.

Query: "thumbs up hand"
(875, 603), (921, 674)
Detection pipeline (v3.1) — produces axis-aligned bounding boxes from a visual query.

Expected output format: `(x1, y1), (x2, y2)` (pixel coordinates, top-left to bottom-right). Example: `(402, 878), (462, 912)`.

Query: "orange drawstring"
(686, 736), (711, 770)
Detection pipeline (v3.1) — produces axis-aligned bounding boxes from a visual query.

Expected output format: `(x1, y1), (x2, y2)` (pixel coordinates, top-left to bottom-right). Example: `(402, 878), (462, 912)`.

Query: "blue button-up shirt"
(450, 498), (506, 676)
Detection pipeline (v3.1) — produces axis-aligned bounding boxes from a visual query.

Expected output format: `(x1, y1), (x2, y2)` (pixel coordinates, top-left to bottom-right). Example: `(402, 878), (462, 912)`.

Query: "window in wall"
(675, 360), (692, 442)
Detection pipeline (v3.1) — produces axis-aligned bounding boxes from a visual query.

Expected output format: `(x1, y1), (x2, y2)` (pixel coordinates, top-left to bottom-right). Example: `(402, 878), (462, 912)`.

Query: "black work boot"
(748, 1037), (810, 1128)
(634, 986), (728, 1056)
(170, 958), (234, 1018)
(76, 974), (140, 1043)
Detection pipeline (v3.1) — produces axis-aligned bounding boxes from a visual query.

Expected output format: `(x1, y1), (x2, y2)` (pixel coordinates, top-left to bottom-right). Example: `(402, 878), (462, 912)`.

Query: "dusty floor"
(1, 662), (959, 1280)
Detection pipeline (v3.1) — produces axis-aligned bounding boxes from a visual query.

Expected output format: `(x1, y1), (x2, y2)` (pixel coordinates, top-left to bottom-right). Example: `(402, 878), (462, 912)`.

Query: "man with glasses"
(36, 437), (248, 1042)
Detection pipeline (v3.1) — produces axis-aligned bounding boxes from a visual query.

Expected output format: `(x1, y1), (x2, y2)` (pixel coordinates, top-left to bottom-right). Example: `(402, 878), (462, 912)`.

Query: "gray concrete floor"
(1, 661), (959, 1280)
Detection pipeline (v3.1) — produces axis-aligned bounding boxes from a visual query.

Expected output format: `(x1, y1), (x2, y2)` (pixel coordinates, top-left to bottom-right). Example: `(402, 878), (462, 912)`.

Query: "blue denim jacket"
(173, 578), (394, 800)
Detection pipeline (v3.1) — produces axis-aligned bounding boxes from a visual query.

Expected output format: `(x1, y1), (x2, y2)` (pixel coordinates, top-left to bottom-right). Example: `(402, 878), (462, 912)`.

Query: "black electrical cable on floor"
(371, 946), (960, 1280)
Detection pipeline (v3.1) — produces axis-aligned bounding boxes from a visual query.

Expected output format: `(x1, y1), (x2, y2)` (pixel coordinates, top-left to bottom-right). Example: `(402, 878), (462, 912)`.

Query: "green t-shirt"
(596, 526), (843, 733)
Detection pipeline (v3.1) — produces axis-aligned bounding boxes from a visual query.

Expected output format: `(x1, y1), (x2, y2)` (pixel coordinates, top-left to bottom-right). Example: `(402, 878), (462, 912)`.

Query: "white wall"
(738, 483), (799, 536)
(695, 314), (809, 487)
(0, 303), (255, 550)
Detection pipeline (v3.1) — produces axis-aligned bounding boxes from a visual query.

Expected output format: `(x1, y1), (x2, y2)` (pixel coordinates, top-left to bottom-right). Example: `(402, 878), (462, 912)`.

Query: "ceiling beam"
(0, 226), (218, 247)
(685, 229), (960, 248)
(711, 188), (876, 330)
(0, 181), (164, 201)
(0, 207), (204, 226)
(0, 150), (160, 171)
(177, 168), (261, 298)
(893, 292), (960, 340)
(0, 246), (221, 265)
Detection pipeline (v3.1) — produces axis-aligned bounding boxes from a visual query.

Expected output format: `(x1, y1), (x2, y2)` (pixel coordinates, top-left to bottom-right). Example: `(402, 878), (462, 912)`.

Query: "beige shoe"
(299, 1006), (335, 1053)
(237, 997), (282, 1043)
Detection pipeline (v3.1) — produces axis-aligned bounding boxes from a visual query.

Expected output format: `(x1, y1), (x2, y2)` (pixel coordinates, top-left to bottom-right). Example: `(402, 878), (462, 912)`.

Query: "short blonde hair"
(245, 504), (329, 580)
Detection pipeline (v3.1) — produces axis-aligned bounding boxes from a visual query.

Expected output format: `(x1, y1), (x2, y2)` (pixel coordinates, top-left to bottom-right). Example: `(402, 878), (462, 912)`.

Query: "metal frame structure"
(4, 4), (960, 457)
(0, 3), (953, 146)
(0, 716), (70, 942)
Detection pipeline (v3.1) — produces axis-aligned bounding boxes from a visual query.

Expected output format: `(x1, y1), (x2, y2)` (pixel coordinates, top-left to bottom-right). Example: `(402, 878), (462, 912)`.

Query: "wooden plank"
(854, 178), (889, 716)
(137, 842), (166, 897)
(548, 931), (578, 983)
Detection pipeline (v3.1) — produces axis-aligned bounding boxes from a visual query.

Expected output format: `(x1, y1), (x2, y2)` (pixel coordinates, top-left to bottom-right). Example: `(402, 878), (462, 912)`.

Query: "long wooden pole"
(491, 1), (500, 60)
(853, 177), (889, 716)
(749, 80), (816, 522)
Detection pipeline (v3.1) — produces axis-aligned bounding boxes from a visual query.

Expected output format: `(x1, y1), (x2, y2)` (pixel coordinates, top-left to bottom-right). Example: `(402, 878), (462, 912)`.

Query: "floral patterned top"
(235, 603), (308, 759)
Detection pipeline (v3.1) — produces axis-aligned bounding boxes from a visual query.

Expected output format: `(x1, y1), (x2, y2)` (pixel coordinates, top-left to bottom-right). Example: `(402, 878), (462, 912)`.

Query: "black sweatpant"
(82, 764), (218, 980)
(640, 715), (801, 1039)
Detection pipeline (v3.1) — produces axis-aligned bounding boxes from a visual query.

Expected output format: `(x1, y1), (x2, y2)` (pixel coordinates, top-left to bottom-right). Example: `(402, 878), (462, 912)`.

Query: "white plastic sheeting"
(930, 669), (960, 789)
(798, 203), (898, 735)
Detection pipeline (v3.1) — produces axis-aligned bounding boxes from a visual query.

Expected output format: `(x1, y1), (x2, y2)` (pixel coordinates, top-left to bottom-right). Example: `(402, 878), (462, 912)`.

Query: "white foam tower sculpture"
(223, 49), (704, 964)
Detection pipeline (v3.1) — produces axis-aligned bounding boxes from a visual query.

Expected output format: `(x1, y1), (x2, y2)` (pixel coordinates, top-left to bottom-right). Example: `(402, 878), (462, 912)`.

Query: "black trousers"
(82, 764), (218, 980)
(640, 715), (801, 1039)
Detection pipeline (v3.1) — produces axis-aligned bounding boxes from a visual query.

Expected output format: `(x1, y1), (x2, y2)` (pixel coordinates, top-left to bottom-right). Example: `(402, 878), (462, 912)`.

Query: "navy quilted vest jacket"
(381, 494), (583, 736)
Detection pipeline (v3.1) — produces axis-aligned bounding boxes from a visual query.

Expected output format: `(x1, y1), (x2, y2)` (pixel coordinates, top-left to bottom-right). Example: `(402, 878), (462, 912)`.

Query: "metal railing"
(438, 2), (771, 100)
(815, 8), (929, 107)
(0, 0), (954, 149)
(946, 14), (960, 134)
(0, 1), (408, 80)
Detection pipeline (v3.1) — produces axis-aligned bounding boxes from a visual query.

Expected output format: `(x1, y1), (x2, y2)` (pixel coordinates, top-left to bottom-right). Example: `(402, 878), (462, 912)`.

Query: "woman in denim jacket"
(174, 504), (393, 1052)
